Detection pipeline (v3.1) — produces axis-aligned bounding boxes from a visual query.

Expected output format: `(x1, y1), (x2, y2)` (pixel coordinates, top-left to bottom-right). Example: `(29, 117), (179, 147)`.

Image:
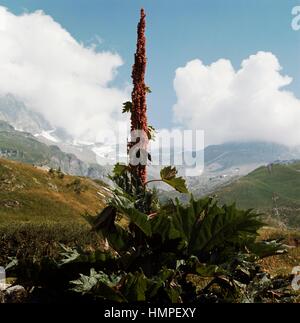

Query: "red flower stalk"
(129, 8), (148, 184)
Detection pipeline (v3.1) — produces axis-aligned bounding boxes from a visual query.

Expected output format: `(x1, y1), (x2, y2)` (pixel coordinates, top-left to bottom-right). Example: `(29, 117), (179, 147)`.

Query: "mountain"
(185, 142), (300, 195)
(0, 94), (52, 134)
(214, 161), (300, 228)
(0, 158), (109, 225)
(0, 94), (114, 165)
(0, 120), (107, 180)
(204, 142), (300, 173)
(159, 142), (300, 206)
(0, 94), (74, 144)
(2, 94), (300, 196)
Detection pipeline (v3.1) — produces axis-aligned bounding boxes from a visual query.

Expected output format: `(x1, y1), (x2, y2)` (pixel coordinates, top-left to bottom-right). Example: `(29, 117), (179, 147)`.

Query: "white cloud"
(173, 51), (300, 147)
(0, 6), (129, 142)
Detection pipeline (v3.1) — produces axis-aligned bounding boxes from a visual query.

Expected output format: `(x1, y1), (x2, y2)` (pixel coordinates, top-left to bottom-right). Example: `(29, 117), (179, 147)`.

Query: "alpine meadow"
(0, 1), (300, 307)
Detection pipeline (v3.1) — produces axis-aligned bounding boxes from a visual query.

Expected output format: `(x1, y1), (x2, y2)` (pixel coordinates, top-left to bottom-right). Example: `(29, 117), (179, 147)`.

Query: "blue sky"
(0, 0), (299, 131)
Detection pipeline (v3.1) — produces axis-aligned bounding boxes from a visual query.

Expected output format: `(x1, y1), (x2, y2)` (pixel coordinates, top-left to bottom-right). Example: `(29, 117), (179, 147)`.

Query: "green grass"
(0, 222), (105, 266)
(0, 158), (109, 225)
(215, 162), (300, 227)
(0, 130), (53, 164)
(1, 158), (299, 291)
(0, 158), (110, 266)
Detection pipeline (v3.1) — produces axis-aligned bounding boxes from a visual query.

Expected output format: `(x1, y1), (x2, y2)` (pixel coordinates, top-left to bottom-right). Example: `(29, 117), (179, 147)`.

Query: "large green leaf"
(120, 272), (149, 302)
(173, 197), (213, 242)
(185, 256), (227, 277)
(145, 268), (179, 301)
(152, 268), (181, 303)
(155, 196), (264, 259)
(150, 209), (181, 243)
(111, 193), (152, 237)
(160, 166), (188, 193)
(70, 268), (103, 294)
(70, 268), (126, 302)
(248, 239), (288, 258)
(92, 205), (131, 252)
(149, 197), (212, 252)
(190, 204), (263, 256)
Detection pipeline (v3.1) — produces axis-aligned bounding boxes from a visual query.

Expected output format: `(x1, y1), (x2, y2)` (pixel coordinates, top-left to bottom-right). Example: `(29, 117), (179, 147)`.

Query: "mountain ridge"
(214, 161), (300, 227)
(0, 120), (108, 180)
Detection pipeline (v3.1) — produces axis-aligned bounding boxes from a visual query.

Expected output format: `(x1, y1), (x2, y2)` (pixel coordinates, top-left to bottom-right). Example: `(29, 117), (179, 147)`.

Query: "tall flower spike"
(129, 8), (148, 184)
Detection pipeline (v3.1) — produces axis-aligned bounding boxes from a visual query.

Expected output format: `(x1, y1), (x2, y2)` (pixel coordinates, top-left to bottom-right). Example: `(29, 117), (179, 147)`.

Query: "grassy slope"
(0, 158), (299, 282)
(0, 128), (56, 164)
(0, 124), (89, 169)
(0, 158), (108, 225)
(215, 162), (300, 226)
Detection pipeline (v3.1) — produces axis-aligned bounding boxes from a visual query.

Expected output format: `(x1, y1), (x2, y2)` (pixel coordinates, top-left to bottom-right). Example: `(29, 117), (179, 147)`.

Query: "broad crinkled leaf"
(158, 196), (264, 259)
(160, 166), (188, 193)
(92, 205), (131, 252)
(112, 193), (152, 237)
(70, 268), (102, 294)
(120, 272), (149, 302)
(248, 239), (288, 258)
(189, 204), (263, 256)
(70, 269), (126, 302)
(185, 256), (227, 277)
(59, 244), (81, 266)
(150, 210), (181, 243)
(160, 166), (178, 180)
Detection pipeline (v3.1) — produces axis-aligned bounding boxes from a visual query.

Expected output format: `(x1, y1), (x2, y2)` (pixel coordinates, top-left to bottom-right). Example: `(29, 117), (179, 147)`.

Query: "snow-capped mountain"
(0, 94), (52, 134)
(2, 94), (300, 195)
(0, 94), (76, 144)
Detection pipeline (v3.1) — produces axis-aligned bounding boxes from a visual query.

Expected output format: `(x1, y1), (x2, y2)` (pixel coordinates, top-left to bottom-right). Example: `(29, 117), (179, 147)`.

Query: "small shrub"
(66, 179), (87, 194)
(48, 167), (65, 179)
(57, 167), (64, 179)
(48, 168), (54, 176)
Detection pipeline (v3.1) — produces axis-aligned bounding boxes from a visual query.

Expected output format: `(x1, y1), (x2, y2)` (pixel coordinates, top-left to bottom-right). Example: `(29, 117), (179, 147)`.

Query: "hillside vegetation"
(0, 158), (110, 267)
(215, 162), (300, 227)
(0, 158), (108, 225)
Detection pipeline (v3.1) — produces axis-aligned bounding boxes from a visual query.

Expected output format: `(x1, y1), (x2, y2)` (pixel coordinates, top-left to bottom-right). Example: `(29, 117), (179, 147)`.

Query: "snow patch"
(34, 129), (59, 143)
